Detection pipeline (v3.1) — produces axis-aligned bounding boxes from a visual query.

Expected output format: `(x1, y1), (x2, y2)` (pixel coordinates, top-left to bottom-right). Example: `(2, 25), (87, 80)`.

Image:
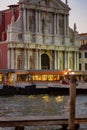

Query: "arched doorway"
(41, 54), (50, 69)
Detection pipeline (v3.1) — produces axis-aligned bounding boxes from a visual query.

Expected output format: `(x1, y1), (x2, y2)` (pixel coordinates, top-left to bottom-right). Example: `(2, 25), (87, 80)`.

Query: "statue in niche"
(42, 13), (51, 34)
(42, 18), (48, 33)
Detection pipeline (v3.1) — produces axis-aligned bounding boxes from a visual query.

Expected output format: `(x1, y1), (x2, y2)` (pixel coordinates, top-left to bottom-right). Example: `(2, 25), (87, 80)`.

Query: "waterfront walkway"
(0, 115), (87, 130)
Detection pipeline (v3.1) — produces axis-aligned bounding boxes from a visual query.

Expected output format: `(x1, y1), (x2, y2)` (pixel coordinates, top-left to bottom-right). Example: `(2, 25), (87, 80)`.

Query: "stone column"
(76, 52), (79, 71)
(67, 51), (69, 69)
(56, 51), (58, 69)
(58, 51), (60, 70)
(38, 50), (41, 69)
(54, 13), (56, 34)
(39, 10), (41, 33)
(54, 50), (57, 69)
(27, 49), (30, 69)
(35, 49), (38, 69)
(64, 14), (66, 36)
(27, 10), (29, 32)
(64, 51), (68, 69)
(8, 49), (10, 69)
(66, 14), (69, 36)
(11, 48), (14, 69)
(14, 49), (17, 69)
(74, 52), (77, 71)
(57, 14), (59, 35)
(24, 48), (27, 69)
(35, 10), (38, 33)
(23, 8), (27, 31)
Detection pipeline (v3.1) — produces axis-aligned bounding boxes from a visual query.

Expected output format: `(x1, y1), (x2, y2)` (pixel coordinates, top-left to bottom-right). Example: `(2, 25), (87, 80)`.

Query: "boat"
(0, 81), (87, 96)
(48, 82), (87, 95)
(0, 69), (87, 95)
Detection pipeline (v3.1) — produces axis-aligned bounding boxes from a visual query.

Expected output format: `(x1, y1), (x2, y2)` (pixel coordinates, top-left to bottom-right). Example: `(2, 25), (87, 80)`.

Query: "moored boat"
(48, 82), (87, 95)
(0, 69), (87, 95)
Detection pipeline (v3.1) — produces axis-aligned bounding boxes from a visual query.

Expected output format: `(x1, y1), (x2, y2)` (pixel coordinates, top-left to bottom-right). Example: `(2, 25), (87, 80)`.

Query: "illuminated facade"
(79, 33), (87, 71)
(0, 0), (80, 70)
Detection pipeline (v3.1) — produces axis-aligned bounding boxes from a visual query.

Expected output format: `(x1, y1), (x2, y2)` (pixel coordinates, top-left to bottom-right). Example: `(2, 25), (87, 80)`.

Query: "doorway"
(41, 54), (50, 69)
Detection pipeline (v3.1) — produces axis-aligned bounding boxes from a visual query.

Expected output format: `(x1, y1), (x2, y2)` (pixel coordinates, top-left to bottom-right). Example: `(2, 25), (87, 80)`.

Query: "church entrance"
(41, 54), (50, 69)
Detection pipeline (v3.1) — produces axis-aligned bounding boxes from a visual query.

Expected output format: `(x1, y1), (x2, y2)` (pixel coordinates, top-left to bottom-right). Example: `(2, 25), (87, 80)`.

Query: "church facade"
(0, 0), (80, 70)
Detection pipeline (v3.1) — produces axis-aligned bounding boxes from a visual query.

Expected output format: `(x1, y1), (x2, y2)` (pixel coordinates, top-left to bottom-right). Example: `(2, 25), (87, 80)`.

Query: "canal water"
(0, 95), (87, 130)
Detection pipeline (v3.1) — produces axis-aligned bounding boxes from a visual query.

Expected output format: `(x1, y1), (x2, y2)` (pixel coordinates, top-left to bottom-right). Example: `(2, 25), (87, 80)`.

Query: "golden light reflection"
(64, 72), (67, 75)
(28, 95), (35, 99)
(55, 96), (64, 102)
(70, 72), (75, 75)
(8, 74), (14, 85)
(42, 94), (49, 102)
(0, 74), (2, 82)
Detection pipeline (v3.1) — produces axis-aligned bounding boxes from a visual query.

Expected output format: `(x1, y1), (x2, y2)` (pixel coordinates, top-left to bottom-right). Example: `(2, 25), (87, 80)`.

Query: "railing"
(0, 115), (87, 130)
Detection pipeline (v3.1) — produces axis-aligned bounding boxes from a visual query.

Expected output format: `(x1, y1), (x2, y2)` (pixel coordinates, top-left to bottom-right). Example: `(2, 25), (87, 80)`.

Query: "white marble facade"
(7, 0), (80, 70)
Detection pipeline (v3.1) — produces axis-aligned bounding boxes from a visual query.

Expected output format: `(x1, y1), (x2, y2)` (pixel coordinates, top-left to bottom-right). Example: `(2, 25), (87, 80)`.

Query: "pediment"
(21, 0), (70, 12)
(34, 0), (70, 11)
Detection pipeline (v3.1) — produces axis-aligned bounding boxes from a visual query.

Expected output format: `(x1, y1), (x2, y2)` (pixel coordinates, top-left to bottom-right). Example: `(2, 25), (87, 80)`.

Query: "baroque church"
(0, 0), (80, 70)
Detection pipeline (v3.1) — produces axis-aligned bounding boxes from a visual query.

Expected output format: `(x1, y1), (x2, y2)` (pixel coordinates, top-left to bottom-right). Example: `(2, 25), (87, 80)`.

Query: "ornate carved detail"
(41, 13), (52, 34)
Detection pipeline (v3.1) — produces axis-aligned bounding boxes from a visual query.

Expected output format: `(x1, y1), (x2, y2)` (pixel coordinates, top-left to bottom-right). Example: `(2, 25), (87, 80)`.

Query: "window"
(85, 52), (87, 58)
(79, 53), (81, 58)
(85, 63), (87, 70)
(18, 33), (22, 40)
(83, 40), (85, 44)
(79, 64), (81, 70)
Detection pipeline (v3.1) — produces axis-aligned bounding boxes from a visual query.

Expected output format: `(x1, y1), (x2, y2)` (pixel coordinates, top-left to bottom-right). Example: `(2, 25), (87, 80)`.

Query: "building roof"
(79, 33), (87, 36)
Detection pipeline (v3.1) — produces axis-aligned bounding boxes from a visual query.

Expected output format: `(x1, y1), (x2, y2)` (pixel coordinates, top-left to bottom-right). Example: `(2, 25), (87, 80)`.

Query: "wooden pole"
(15, 126), (24, 130)
(68, 75), (76, 130)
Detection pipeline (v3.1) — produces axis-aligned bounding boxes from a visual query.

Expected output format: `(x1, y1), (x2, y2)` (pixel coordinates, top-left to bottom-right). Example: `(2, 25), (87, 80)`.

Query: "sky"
(0, 0), (87, 34)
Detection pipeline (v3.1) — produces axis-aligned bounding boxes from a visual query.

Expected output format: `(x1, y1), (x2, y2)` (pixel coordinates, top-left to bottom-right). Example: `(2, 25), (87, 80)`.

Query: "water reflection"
(42, 94), (50, 102)
(0, 95), (87, 129)
(55, 96), (63, 102)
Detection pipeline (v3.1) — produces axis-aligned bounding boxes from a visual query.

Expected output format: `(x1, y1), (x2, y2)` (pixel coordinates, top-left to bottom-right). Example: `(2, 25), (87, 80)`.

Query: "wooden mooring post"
(15, 126), (24, 130)
(68, 75), (76, 130)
